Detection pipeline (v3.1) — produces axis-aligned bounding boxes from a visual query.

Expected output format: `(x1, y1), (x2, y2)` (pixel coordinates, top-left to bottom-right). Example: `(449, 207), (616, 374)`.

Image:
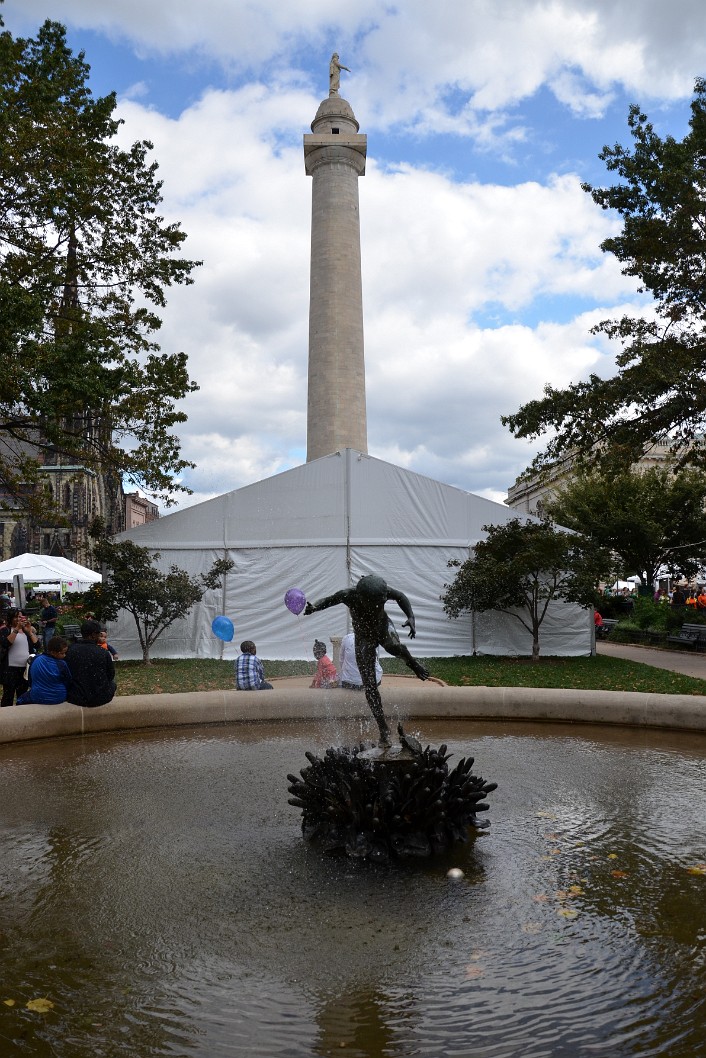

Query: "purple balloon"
(284, 588), (306, 616)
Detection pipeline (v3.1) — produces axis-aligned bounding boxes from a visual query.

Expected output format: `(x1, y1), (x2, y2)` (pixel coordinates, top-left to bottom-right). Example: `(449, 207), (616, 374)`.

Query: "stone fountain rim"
(0, 680), (704, 746)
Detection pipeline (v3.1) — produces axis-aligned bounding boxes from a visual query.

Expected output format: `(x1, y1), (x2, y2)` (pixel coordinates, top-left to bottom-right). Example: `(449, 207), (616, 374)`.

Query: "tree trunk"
(532, 619), (541, 662)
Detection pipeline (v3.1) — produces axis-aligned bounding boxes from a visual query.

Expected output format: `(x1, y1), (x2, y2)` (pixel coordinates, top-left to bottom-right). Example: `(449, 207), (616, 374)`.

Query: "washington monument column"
(304, 54), (368, 461)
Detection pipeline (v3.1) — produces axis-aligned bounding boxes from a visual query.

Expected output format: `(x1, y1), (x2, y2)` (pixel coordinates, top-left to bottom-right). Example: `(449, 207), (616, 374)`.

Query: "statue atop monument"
(329, 52), (350, 96)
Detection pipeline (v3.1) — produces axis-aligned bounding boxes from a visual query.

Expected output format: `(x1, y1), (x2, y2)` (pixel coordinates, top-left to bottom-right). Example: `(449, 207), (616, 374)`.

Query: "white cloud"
(10, 0), (706, 126)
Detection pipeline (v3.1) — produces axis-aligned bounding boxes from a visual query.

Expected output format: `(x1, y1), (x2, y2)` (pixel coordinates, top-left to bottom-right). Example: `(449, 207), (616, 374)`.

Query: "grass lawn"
(114, 654), (706, 697)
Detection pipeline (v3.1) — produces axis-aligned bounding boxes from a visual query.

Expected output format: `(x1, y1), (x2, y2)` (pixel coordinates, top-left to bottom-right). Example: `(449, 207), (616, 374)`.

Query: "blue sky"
(4, 0), (705, 509)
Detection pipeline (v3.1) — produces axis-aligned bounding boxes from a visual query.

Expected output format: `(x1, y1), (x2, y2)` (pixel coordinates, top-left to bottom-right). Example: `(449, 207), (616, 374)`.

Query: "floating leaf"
(533, 893), (549, 903)
(611, 870), (629, 879)
(607, 853), (618, 860)
(26, 998), (54, 1013)
(568, 885), (584, 895)
(686, 864), (706, 876)
(557, 908), (578, 919)
(536, 812), (557, 819)
(522, 922), (542, 935)
(465, 965), (484, 979)
(3, 999), (15, 1007)
(555, 890), (568, 901)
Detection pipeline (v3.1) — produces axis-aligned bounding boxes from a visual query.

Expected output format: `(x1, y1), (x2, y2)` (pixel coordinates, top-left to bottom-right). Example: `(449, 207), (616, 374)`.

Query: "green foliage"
(628, 596), (682, 632)
(0, 20), (200, 509)
(545, 465), (706, 587)
(442, 518), (611, 660)
(502, 79), (706, 475)
(81, 538), (234, 663)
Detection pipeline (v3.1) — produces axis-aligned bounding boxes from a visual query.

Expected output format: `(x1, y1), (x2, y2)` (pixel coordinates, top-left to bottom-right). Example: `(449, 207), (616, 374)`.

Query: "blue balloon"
(212, 615), (234, 642)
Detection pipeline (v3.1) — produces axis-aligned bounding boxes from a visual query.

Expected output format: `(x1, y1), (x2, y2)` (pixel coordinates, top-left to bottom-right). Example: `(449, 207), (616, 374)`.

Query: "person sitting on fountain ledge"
(304, 574), (429, 746)
(310, 640), (338, 688)
(65, 620), (117, 708)
(339, 630), (382, 690)
(235, 641), (273, 691)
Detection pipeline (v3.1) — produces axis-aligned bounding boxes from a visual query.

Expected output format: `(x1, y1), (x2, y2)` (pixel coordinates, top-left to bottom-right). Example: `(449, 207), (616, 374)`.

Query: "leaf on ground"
(26, 998), (54, 1013)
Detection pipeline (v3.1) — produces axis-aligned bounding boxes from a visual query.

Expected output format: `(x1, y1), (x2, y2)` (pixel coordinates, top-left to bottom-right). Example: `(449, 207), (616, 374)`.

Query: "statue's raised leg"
(355, 641), (391, 746)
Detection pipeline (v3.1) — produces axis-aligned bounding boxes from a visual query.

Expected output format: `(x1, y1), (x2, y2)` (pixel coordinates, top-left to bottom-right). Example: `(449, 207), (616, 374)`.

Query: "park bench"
(666, 623), (706, 651)
(599, 619), (618, 637)
(59, 622), (82, 641)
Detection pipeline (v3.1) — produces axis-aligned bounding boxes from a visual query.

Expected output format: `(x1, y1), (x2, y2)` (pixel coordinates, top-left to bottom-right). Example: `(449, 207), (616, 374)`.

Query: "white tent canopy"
(0, 553), (102, 593)
(111, 450), (593, 660)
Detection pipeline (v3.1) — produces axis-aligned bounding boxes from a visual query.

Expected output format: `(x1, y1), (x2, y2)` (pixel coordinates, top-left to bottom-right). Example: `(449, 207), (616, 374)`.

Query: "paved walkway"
(597, 639), (706, 680)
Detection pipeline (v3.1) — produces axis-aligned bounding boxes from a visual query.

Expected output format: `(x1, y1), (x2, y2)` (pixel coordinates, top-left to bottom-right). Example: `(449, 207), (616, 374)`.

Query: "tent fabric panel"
(223, 455), (347, 546)
(109, 545), (347, 661)
(347, 453), (512, 544)
(119, 453), (350, 550)
(474, 601), (593, 656)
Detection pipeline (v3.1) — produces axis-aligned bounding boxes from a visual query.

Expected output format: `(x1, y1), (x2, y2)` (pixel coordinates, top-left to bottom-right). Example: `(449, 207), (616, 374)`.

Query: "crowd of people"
(0, 591), (117, 709)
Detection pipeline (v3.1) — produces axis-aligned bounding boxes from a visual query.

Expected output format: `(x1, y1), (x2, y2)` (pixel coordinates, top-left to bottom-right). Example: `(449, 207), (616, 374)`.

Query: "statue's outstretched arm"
(305, 589), (350, 615)
(387, 587), (417, 637)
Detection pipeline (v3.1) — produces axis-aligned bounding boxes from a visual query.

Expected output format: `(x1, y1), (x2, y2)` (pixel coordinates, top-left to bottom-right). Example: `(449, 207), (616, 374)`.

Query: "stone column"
(304, 96), (368, 461)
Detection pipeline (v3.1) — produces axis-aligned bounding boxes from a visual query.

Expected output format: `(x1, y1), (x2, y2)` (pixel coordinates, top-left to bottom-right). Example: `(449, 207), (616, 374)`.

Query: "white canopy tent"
(0, 553), (102, 594)
(111, 449), (593, 660)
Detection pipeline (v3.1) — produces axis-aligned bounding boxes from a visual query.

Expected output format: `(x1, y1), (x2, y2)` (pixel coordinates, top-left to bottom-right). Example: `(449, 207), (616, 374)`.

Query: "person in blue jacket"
(17, 636), (72, 705)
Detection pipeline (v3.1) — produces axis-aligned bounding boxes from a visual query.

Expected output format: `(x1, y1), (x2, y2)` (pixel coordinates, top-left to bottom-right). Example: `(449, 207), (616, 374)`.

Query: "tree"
(544, 465), (706, 589)
(0, 20), (200, 511)
(442, 518), (610, 660)
(502, 79), (706, 476)
(81, 539), (234, 664)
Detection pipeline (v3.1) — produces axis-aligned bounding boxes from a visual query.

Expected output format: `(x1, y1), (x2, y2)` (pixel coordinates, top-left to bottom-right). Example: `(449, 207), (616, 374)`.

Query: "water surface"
(1, 719), (705, 1057)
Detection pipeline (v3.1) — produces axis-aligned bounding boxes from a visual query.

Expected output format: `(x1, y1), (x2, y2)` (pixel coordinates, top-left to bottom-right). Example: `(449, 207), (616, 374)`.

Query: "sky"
(4, 0), (706, 511)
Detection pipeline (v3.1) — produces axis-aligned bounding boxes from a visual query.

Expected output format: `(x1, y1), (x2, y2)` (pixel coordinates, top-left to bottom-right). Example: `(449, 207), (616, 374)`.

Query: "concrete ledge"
(0, 682), (704, 745)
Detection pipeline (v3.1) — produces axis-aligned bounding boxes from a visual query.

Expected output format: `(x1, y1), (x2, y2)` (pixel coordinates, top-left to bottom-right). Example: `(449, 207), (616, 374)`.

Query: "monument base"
(287, 727), (497, 861)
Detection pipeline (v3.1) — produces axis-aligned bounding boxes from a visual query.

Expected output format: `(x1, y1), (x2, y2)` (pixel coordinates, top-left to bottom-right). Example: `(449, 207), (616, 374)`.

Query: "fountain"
(1, 575), (706, 1055)
(291, 573), (497, 858)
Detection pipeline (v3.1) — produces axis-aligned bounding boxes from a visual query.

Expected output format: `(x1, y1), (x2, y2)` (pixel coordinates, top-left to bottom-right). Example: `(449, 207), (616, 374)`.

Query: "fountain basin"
(1, 717), (705, 1057)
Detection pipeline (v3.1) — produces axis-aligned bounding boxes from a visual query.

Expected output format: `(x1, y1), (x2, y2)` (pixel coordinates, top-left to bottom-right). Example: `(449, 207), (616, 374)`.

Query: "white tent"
(0, 553), (102, 594)
(111, 449), (593, 660)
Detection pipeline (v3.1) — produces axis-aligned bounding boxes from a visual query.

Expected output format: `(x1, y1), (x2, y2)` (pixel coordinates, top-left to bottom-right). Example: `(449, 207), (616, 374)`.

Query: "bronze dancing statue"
(304, 574), (429, 745)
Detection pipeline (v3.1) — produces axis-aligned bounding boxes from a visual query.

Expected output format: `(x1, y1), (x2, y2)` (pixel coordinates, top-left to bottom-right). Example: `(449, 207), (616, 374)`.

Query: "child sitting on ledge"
(310, 639), (338, 689)
(235, 640), (273, 690)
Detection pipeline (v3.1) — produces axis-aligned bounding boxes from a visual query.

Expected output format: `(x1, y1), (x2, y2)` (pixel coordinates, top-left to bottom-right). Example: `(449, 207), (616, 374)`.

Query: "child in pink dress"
(310, 640), (338, 688)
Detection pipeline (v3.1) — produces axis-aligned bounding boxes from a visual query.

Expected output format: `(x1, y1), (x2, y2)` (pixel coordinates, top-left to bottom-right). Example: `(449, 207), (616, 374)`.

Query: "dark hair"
(47, 635), (69, 653)
(240, 640), (256, 654)
(313, 640), (327, 656)
(81, 619), (102, 639)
